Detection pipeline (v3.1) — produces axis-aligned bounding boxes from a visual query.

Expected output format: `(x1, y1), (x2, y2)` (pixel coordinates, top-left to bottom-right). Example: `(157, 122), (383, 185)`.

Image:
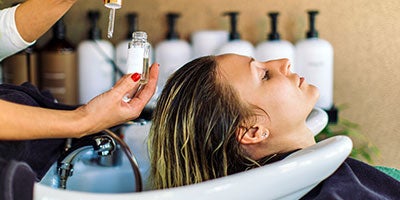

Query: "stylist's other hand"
(77, 63), (159, 136)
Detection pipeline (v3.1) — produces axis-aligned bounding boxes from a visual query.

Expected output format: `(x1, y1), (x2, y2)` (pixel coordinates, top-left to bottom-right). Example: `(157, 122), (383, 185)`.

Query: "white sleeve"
(0, 5), (36, 61)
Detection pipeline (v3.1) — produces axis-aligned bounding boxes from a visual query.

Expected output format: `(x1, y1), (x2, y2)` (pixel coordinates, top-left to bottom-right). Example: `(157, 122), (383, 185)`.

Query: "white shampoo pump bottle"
(216, 12), (255, 57)
(155, 13), (192, 94)
(295, 10), (334, 110)
(255, 12), (295, 71)
(77, 10), (115, 104)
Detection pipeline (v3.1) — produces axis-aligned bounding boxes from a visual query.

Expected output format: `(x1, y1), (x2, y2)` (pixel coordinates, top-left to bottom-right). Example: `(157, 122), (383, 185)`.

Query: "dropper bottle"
(104, 0), (122, 38)
(255, 12), (295, 70)
(216, 11), (255, 57)
(121, 31), (151, 103)
(126, 31), (151, 84)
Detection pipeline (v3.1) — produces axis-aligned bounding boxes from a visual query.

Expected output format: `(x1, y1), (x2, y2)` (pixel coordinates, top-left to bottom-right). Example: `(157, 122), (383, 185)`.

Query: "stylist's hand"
(77, 63), (159, 136)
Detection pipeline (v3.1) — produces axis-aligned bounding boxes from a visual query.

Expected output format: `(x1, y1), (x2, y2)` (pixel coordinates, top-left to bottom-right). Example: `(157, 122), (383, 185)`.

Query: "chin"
(310, 86), (320, 105)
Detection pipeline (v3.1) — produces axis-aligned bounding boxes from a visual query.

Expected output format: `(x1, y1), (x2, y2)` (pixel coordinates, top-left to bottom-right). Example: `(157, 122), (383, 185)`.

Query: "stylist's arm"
(0, 63), (159, 140)
(15, 0), (78, 43)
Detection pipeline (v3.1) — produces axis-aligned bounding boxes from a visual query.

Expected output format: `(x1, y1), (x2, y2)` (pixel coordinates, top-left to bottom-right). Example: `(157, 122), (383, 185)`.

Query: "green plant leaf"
(315, 109), (379, 164)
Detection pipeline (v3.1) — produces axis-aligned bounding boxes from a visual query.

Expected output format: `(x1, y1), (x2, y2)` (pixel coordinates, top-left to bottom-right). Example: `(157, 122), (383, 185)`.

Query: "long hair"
(148, 56), (257, 190)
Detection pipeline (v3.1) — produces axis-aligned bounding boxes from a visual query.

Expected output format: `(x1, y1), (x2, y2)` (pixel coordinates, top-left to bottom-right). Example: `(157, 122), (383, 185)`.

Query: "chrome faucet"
(55, 128), (143, 192)
(57, 133), (116, 189)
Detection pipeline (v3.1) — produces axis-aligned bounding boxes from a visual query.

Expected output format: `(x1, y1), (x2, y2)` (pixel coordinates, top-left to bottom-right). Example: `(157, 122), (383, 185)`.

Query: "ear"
(236, 125), (270, 145)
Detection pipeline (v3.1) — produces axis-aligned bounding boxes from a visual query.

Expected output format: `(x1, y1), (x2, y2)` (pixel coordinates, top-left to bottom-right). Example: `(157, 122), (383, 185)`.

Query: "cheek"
(269, 83), (299, 106)
(262, 84), (308, 122)
(259, 87), (294, 113)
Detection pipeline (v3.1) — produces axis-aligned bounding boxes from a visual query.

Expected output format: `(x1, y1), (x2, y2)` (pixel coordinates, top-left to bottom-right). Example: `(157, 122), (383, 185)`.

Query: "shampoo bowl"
(35, 108), (353, 200)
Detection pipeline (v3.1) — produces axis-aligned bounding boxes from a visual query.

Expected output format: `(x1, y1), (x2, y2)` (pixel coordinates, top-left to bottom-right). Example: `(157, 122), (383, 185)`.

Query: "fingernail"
(131, 73), (141, 82)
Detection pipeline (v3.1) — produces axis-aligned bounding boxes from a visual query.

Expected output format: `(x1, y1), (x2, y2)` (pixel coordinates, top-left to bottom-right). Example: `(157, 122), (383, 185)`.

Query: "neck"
(284, 125), (316, 150)
(252, 124), (316, 160)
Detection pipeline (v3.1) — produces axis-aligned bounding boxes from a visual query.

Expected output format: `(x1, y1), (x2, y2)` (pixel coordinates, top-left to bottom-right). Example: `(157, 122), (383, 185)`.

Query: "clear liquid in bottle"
(122, 31), (151, 102)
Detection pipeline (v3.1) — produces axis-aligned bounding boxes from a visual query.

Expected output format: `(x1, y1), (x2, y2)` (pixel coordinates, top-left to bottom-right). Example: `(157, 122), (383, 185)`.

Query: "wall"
(1, 0), (399, 168)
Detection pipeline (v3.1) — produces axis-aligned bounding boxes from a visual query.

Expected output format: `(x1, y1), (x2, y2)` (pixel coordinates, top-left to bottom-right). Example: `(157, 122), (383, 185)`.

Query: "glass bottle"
(126, 31), (151, 84)
(2, 45), (39, 86)
(39, 18), (78, 105)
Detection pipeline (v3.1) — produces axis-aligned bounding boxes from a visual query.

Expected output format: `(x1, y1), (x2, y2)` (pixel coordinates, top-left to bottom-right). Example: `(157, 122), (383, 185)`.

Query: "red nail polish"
(131, 73), (141, 82)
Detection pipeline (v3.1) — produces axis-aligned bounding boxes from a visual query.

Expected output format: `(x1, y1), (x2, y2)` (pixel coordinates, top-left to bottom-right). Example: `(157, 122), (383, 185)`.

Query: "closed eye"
(262, 70), (270, 80)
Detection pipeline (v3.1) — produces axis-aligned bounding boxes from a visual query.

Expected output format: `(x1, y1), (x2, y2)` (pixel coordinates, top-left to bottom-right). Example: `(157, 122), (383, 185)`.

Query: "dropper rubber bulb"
(307, 10), (319, 38)
(223, 11), (241, 41)
(166, 13), (180, 40)
(268, 12), (280, 41)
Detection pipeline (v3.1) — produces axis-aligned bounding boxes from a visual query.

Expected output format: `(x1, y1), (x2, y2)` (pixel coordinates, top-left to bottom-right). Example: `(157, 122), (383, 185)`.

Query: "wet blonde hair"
(148, 56), (259, 190)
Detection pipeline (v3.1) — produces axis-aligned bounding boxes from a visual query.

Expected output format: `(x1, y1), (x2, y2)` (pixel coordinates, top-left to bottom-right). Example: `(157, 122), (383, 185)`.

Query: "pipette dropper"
(107, 8), (116, 38)
(104, 0), (122, 39)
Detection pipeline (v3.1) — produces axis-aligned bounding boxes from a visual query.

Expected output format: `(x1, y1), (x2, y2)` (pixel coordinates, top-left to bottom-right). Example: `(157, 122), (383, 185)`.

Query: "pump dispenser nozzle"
(306, 10), (319, 38)
(88, 10), (101, 40)
(268, 12), (280, 41)
(53, 18), (66, 40)
(223, 12), (241, 40)
(126, 13), (138, 40)
(166, 13), (180, 40)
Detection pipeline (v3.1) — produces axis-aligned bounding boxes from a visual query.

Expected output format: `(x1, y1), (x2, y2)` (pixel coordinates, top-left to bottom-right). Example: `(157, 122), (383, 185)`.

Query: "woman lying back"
(148, 54), (318, 188)
(147, 54), (399, 199)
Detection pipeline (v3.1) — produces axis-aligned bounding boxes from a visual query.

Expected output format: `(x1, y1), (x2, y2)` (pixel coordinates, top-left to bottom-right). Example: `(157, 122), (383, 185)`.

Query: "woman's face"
(216, 54), (319, 135)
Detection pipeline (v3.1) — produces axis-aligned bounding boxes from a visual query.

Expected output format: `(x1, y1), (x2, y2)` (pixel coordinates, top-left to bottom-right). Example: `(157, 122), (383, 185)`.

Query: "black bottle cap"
(53, 18), (66, 40)
(325, 105), (339, 124)
(306, 10), (319, 38)
(267, 12), (280, 41)
(166, 13), (180, 40)
(88, 10), (101, 40)
(44, 17), (74, 51)
(126, 13), (138, 39)
(223, 11), (241, 40)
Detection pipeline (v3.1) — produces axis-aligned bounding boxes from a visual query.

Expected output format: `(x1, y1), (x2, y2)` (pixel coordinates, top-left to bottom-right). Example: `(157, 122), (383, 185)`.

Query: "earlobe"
(237, 126), (269, 145)
(261, 131), (269, 138)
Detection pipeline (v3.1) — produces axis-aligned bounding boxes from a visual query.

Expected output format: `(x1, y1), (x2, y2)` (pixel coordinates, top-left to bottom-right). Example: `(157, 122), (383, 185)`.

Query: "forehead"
(215, 54), (257, 99)
(215, 54), (252, 80)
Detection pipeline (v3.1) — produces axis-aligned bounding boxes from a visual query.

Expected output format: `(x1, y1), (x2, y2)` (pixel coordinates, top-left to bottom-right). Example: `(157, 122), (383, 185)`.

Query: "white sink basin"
(35, 107), (347, 200)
